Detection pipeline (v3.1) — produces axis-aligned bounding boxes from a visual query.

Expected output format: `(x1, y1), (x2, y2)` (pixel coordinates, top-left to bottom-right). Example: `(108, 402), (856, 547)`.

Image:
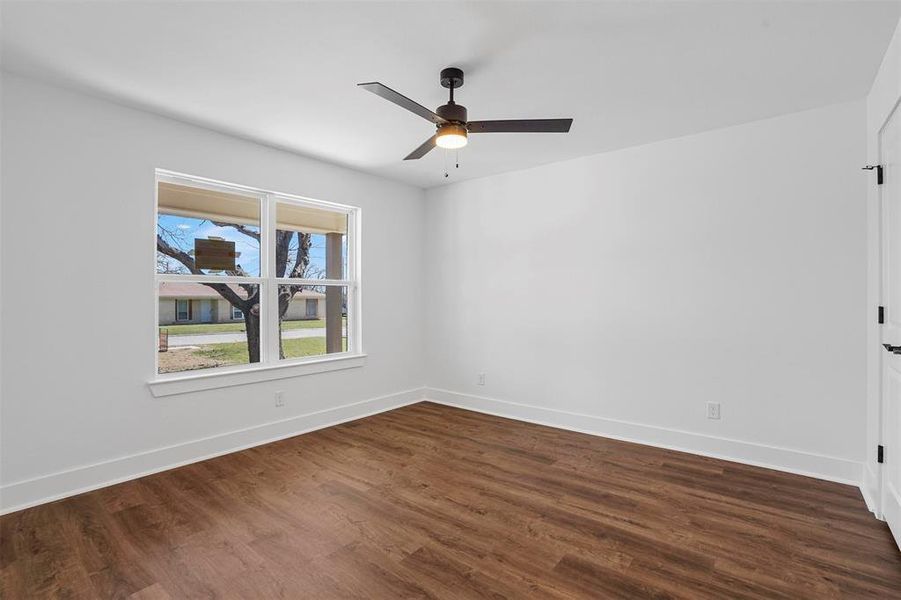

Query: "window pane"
(275, 201), (347, 279)
(277, 284), (347, 360)
(157, 182), (261, 276)
(158, 282), (260, 374)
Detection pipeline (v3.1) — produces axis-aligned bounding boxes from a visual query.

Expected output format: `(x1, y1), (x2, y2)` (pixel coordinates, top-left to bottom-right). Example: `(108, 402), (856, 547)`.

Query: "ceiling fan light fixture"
(358, 67), (572, 161)
(435, 124), (468, 149)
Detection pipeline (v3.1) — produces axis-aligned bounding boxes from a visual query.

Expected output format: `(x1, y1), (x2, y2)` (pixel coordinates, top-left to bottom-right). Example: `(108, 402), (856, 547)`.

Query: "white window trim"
(150, 169), (364, 396)
(232, 305), (244, 320)
(149, 354), (367, 397)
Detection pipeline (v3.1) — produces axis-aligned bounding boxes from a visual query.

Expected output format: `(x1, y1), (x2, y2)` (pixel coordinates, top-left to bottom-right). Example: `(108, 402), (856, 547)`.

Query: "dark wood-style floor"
(2, 402), (899, 599)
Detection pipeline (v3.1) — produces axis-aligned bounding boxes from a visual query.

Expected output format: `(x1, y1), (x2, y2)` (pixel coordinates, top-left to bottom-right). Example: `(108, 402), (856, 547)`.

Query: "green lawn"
(192, 336), (347, 364)
(158, 337), (349, 373)
(157, 324), (349, 373)
(162, 318), (345, 335)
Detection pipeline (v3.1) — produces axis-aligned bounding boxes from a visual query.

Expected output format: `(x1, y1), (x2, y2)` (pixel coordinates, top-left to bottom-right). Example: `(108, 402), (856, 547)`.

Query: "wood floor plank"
(1, 402), (899, 599)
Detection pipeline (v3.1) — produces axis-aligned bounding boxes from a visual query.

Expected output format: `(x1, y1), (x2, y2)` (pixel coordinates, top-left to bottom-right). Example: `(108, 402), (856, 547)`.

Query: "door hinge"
(878, 445), (884, 464)
(879, 305), (885, 324)
(862, 164), (884, 185)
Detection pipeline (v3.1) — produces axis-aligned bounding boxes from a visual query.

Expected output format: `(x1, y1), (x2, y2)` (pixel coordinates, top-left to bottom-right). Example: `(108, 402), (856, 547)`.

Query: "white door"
(880, 101), (901, 549)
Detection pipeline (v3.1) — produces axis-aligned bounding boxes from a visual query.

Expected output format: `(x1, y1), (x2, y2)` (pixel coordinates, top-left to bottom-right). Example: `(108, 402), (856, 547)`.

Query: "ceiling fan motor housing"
(436, 102), (467, 124)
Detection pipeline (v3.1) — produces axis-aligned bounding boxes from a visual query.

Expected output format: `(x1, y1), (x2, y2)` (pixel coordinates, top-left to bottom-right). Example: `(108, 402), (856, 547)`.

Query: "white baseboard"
(425, 388), (864, 487)
(861, 463), (881, 517)
(2, 386), (871, 517)
(885, 480), (901, 551)
(0, 387), (426, 515)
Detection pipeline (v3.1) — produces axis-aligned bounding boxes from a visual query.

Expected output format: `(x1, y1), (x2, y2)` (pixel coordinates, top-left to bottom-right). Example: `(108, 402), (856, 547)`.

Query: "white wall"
(865, 17), (901, 516)
(0, 74), (426, 512)
(424, 100), (868, 483)
(0, 71), (876, 513)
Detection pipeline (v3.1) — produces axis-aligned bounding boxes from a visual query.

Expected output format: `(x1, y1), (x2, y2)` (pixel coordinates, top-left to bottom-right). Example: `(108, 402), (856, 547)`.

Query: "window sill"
(148, 354), (366, 398)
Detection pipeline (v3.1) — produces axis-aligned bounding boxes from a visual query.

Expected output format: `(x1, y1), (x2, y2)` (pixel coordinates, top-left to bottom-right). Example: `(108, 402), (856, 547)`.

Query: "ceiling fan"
(358, 67), (573, 161)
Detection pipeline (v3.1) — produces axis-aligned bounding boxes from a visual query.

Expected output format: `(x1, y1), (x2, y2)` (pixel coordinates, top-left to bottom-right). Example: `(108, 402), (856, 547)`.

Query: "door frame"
(876, 95), (901, 525)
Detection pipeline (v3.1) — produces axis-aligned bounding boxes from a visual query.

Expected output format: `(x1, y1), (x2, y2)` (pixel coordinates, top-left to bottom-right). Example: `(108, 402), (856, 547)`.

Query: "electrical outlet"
(477, 373), (486, 386)
(275, 391), (285, 408)
(706, 402), (721, 420)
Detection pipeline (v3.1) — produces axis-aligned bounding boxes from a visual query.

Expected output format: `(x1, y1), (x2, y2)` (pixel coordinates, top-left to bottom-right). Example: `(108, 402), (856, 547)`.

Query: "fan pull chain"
(442, 149), (460, 178)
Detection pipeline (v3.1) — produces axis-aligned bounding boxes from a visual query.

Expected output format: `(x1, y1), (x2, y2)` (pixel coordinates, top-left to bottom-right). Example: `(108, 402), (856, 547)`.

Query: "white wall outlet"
(706, 401), (721, 420)
(477, 373), (486, 386)
(275, 391), (285, 408)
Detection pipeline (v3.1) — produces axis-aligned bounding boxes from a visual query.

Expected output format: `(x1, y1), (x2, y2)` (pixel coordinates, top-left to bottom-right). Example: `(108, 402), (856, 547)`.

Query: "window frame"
(152, 169), (363, 389)
(231, 305), (244, 320)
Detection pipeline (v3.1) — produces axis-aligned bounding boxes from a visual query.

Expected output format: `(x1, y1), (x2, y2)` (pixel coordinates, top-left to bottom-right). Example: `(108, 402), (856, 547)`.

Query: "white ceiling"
(2, 1), (899, 189)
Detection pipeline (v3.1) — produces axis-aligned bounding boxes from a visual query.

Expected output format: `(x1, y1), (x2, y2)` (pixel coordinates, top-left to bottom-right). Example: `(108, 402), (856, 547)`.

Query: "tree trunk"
(277, 290), (292, 360)
(244, 309), (261, 363)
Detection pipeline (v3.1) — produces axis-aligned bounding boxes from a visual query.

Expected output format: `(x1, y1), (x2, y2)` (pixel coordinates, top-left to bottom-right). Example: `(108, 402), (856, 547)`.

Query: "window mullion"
(156, 274), (265, 285)
(277, 278), (354, 286)
(257, 194), (269, 365)
(347, 209), (357, 283)
(265, 194), (280, 363)
(352, 209), (362, 354)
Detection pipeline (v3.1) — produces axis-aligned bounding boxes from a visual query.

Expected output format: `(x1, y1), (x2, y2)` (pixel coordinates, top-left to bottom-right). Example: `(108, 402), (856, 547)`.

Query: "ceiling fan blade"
(358, 82), (446, 125)
(404, 135), (437, 160)
(467, 119), (573, 133)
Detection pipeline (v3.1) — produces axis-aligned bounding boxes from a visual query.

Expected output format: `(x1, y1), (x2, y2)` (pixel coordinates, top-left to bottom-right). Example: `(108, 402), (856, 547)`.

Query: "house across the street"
(158, 282), (325, 325)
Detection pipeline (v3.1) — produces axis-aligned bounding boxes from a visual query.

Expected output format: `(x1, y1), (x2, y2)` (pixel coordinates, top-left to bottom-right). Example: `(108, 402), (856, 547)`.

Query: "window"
(155, 171), (360, 377)
(175, 299), (190, 321)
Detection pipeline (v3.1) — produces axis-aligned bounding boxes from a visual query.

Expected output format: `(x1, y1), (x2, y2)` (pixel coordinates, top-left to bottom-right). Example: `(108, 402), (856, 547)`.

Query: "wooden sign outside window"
(195, 238), (236, 271)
